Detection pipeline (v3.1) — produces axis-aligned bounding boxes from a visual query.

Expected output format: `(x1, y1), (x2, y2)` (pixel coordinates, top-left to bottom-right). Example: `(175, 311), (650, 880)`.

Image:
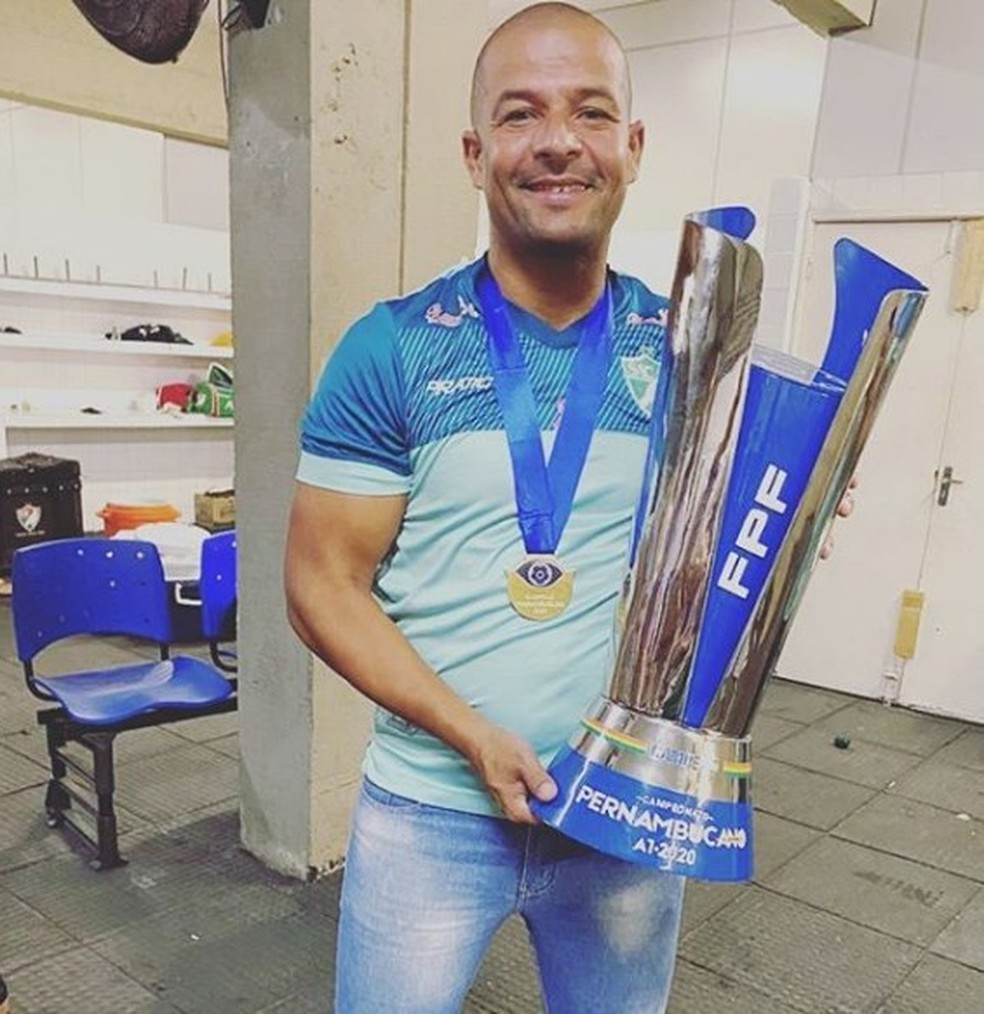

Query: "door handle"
(937, 465), (964, 506)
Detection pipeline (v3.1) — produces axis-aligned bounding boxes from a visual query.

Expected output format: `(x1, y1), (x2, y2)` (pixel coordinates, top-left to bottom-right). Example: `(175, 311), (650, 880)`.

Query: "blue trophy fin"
(822, 239), (927, 383)
(690, 206), (757, 241)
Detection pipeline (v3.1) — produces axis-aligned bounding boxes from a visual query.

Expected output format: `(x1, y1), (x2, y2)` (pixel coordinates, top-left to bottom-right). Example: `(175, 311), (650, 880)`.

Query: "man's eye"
(501, 108), (535, 124)
(580, 107), (614, 121)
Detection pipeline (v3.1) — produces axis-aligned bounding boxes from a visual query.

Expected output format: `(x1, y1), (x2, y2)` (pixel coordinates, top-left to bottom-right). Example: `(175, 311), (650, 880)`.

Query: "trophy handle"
(822, 238), (925, 383)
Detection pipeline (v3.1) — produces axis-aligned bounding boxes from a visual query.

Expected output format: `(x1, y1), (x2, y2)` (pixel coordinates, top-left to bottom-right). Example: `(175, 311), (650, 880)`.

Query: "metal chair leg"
(89, 732), (125, 871)
(42, 718), (70, 827)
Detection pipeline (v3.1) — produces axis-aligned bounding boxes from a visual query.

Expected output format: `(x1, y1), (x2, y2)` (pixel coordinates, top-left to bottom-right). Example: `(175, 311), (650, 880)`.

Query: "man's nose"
(532, 115), (583, 162)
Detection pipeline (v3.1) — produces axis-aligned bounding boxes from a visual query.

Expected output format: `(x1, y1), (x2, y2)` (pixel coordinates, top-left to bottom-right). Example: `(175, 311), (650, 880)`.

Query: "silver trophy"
(533, 209), (927, 881)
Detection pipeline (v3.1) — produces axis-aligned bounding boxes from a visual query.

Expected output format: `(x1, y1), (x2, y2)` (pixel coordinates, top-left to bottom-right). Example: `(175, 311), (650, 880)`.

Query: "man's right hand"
(466, 723), (558, 824)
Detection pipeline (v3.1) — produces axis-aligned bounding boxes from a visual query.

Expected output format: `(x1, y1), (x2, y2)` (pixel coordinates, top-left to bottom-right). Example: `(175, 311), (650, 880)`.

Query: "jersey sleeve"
(298, 302), (411, 495)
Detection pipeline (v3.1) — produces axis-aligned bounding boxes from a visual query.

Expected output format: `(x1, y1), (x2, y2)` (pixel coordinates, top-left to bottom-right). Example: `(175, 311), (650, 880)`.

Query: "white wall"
(809, 0), (984, 216)
(0, 98), (230, 233)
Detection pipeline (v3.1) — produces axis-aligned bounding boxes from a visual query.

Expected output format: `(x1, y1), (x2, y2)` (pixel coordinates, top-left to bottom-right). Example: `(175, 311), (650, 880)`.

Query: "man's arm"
(283, 482), (557, 822)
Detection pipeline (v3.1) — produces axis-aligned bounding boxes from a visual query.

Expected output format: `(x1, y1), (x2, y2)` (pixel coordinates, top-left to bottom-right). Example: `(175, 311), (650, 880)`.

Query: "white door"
(778, 217), (984, 722)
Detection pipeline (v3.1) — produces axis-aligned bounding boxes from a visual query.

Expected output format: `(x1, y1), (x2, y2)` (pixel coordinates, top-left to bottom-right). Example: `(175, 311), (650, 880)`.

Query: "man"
(285, 3), (835, 1010)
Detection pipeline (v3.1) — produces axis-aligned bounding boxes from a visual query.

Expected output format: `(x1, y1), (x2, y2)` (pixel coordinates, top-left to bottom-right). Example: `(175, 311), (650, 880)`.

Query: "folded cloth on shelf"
(106, 324), (192, 345)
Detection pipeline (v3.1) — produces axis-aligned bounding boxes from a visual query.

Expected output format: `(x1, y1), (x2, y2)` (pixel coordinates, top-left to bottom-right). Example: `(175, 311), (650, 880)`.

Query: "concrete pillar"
(228, 0), (484, 878)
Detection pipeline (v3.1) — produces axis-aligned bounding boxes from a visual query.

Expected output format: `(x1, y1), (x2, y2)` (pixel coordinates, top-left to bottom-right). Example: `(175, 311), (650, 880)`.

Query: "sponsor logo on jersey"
(425, 296), (480, 328)
(426, 375), (494, 396)
(620, 347), (660, 418)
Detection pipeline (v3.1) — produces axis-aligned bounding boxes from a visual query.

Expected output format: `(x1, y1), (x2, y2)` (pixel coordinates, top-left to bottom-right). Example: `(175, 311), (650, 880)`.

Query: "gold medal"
(506, 555), (575, 621)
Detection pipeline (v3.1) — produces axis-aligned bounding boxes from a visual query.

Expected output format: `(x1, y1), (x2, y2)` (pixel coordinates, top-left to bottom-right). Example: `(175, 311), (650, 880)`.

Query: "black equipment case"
(0, 452), (84, 572)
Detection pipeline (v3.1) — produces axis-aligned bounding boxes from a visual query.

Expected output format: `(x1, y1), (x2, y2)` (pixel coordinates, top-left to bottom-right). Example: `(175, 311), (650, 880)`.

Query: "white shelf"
(3, 412), (233, 431)
(0, 331), (233, 360)
(0, 275), (230, 311)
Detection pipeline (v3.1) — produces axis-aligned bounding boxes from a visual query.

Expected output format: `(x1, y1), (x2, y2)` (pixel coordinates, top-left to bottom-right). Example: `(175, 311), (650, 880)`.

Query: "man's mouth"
(523, 179), (592, 194)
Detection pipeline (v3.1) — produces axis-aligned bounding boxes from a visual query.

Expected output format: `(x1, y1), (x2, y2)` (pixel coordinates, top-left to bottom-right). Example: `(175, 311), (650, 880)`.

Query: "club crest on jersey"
(621, 348), (660, 418)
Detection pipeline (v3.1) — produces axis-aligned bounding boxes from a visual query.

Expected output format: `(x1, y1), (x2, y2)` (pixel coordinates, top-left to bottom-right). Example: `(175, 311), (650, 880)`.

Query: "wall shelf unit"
(0, 275), (231, 311)
(0, 331), (233, 360)
(0, 263), (234, 528)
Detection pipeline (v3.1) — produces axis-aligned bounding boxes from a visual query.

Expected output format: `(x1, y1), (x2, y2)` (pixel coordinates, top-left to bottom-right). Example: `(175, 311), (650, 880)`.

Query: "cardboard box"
(195, 490), (235, 531)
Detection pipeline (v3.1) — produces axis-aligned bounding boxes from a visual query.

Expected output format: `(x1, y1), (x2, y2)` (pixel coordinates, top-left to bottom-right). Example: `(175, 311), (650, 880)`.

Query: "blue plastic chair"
(11, 537), (236, 869)
(200, 530), (238, 675)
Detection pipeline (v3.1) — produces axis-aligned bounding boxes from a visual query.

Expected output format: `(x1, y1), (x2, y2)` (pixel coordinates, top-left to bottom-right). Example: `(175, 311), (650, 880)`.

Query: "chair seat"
(33, 656), (234, 726)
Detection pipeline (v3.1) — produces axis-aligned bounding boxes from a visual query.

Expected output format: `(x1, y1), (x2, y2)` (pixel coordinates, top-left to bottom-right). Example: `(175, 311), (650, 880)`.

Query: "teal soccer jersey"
(299, 258), (667, 816)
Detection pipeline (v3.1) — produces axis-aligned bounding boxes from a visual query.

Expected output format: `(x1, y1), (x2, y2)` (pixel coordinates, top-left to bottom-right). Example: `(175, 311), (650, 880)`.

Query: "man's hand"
(820, 474), (858, 560)
(466, 723), (558, 824)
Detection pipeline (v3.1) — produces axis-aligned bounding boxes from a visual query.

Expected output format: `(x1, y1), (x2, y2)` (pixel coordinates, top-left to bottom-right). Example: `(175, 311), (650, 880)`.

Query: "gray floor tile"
(668, 960), (801, 1014)
(811, 698), (965, 757)
(5, 945), (178, 1013)
(749, 712), (806, 751)
(0, 884), (76, 972)
(680, 879), (743, 935)
(757, 678), (853, 724)
(0, 739), (47, 793)
(930, 885), (984, 970)
(877, 953), (984, 1014)
(681, 887), (922, 1013)
(114, 741), (239, 824)
(762, 726), (923, 788)
(168, 709), (239, 743)
(765, 836), (980, 945)
(206, 732), (239, 759)
(752, 811), (822, 880)
(133, 910), (333, 1014)
(114, 727), (192, 765)
(933, 726), (984, 772)
(0, 658), (40, 737)
(834, 794), (984, 882)
(753, 756), (877, 829)
(258, 994), (329, 1014)
(3, 813), (272, 943)
(0, 786), (77, 873)
(888, 757), (984, 820)
(90, 883), (304, 1008)
(3, 854), (196, 942)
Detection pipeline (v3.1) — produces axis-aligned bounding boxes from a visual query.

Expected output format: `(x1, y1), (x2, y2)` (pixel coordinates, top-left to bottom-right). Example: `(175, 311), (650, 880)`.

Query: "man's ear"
(462, 130), (485, 191)
(627, 120), (645, 184)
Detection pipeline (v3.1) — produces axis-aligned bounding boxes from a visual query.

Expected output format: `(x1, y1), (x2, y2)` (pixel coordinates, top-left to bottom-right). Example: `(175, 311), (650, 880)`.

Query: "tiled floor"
(2, 599), (984, 1012)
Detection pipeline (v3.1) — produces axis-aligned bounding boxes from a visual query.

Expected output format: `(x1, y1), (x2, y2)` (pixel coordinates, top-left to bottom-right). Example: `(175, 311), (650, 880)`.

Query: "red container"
(97, 502), (180, 536)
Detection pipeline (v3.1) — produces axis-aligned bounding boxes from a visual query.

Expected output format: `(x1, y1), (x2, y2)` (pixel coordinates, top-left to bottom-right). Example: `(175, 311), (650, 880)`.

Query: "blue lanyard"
(476, 268), (614, 555)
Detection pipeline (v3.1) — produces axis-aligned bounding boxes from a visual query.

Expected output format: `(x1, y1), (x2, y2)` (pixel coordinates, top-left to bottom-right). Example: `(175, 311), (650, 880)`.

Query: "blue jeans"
(335, 778), (685, 1013)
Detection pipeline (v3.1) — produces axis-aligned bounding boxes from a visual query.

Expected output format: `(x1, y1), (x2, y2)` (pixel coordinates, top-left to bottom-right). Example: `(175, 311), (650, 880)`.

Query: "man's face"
(463, 17), (643, 261)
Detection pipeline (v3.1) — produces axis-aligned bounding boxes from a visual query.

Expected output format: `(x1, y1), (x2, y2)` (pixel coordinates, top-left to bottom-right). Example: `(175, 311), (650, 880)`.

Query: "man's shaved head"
(470, 3), (632, 128)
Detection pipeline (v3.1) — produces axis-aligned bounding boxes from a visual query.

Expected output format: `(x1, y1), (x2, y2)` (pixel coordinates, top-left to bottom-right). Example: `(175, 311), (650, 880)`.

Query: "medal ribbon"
(477, 267), (614, 555)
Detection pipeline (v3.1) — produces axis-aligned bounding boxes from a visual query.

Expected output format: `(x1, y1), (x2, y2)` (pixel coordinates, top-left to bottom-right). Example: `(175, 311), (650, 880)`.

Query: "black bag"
(0, 453), (83, 572)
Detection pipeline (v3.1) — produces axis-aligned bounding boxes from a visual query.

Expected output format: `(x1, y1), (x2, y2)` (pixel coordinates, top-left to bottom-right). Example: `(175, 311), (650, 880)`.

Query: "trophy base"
(532, 697), (754, 882)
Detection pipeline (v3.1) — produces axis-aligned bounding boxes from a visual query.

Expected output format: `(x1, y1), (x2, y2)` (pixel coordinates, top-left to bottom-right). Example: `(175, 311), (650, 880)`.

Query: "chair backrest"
(11, 538), (171, 663)
(199, 530), (237, 642)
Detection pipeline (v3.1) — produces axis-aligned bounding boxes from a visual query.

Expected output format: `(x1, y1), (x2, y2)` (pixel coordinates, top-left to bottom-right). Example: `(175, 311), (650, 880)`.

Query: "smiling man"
(285, 4), (684, 1011)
